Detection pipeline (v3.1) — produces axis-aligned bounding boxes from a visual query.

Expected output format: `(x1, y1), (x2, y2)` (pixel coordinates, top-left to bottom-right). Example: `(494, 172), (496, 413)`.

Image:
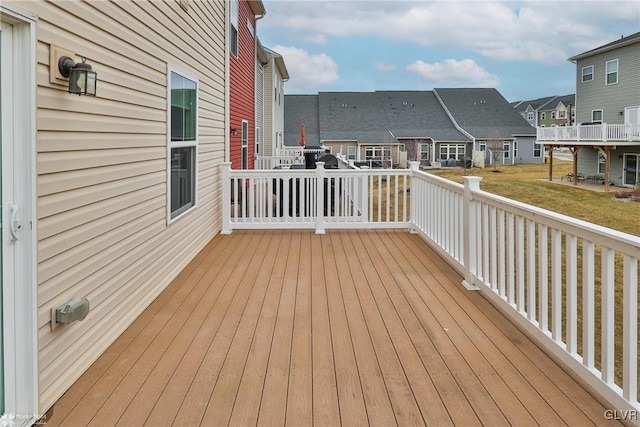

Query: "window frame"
(581, 65), (593, 82)
(347, 146), (357, 160)
(167, 66), (199, 223)
(540, 112), (546, 120)
(503, 141), (511, 159)
(605, 59), (618, 85)
(597, 151), (606, 174)
(592, 109), (603, 124)
(533, 142), (542, 158)
(230, 0), (239, 57)
(241, 119), (249, 169)
(439, 143), (465, 161)
(420, 143), (430, 161)
(527, 112), (534, 121)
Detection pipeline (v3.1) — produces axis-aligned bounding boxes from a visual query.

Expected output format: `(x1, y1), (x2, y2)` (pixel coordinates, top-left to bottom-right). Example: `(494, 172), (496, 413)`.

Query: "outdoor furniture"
(586, 175), (605, 184)
(561, 172), (585, 183)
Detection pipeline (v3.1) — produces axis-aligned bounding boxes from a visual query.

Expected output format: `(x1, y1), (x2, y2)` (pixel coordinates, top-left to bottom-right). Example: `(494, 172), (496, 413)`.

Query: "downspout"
(254, 10), (265, 161)
(224, 0), (230, 163)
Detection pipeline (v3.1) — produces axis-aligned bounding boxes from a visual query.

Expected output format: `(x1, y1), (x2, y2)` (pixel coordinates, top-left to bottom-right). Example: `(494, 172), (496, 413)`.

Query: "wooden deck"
(46, 230), (617, 426)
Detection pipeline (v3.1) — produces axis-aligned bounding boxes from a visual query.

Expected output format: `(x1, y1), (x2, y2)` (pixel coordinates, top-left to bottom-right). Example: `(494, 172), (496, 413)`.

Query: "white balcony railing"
(221, 161), (640, 419)
(537, 123), (640, 143)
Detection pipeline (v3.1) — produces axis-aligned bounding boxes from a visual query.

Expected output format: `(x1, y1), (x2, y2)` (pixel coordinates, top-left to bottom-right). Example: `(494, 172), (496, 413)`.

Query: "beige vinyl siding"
(5, 0), (226, 413)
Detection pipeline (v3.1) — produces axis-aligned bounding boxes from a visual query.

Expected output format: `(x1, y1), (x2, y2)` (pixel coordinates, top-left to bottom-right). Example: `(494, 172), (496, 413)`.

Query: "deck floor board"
(47, 230), (617, 427)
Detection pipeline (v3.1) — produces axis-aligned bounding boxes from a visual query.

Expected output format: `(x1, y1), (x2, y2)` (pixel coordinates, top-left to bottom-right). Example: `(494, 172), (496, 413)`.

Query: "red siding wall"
(230, 1), (256, 169)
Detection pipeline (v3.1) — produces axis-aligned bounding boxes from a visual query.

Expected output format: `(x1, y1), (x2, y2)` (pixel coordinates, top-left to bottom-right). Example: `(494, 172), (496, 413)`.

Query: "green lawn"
(429, 161), (639, 237)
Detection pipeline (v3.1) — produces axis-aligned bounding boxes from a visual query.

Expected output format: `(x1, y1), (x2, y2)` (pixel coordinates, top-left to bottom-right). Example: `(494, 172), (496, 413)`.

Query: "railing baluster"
(582, 240), (595, 368)
(551, 228), (562, 342)
(601, 248), (615, 385)
(538, 224), (548, 331)
(566, 235), (578, 355)
(622, 255), (638, 402)
(527, 219), (536, 322)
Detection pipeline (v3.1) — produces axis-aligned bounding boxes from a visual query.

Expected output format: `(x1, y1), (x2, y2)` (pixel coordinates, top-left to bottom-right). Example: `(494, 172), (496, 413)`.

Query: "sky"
(257, 0), (640, 102)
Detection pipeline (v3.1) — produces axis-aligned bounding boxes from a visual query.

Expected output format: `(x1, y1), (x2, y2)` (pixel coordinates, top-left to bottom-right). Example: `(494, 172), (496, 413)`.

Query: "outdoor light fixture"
(231, 127), (238, 136)
(58, 56), (97, 96)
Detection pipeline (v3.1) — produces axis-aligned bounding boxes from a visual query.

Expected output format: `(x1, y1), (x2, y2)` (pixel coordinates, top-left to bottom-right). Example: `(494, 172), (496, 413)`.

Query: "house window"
(592, 109), (603, 123)
(479, 141), (486, 151)
(503, 141), (510, 159)
(168, 69), (198, 220)
(513, 141), (518, 158)
(606, 59), (618, 85)
(347, 146), (356, 160)
(597, 151), (606, 174)
(439, 143), (465, 160)
(541, 112), (546, 120)
(527, 112), (534, 121)
(558, 110), (566, 119)
(241, 120), (249, 169)
(420, 144), (430, 161)
(582, 65), (593, 82)
(533, 142), (542, 158)
(230, 0), (239, 57)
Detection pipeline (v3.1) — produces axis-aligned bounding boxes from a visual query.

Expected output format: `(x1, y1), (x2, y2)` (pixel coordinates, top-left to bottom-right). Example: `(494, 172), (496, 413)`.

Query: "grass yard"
(429, 161), (639, 237)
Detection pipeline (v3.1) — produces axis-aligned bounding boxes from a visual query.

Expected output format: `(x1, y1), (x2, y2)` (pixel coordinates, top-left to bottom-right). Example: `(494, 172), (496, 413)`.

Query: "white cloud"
(406, 59), (500, 87)
(272, 45), (339, 93)
(375, 61), (396, 72)
(262, 1), (640, 65)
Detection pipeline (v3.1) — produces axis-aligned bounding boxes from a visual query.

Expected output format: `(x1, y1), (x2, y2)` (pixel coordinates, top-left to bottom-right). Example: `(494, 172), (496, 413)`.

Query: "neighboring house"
(537, 94), (575, 127)
(513, 95), (557, 127)
(1, 0), (226, 421)
(257, 42), (289, 156)
(537, 32), (640, 187)
(229, 0), (265, 169)
(283, 88), (538, 167)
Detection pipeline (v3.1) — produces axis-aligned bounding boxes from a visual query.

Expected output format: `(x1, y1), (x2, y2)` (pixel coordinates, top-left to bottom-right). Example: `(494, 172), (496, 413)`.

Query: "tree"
(485, 131), (505, 172)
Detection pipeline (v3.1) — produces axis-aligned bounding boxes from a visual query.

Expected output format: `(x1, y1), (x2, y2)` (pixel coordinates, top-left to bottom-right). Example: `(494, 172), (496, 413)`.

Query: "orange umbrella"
(299, 123), (306, 147)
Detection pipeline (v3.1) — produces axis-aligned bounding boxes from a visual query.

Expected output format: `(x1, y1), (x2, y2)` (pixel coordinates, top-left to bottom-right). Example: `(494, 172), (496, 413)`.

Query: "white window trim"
(592, 109), (603, 124)
(533, 142), (543, 158)
(597, 151), (606, 174)
(503, 141), (511, 159)
(605, 59), (618, 85)
(230, 0), (239, 58)
(581, 65), (593, 82)
(241, 119), (249, 169)
(347, 146), (356, 160)
(167, 66), (199, 224)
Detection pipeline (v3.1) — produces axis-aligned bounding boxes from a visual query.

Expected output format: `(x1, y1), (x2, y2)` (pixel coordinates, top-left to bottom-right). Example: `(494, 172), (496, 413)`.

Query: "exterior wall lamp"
(58, 56), (97, 96)
(231, 127), (238, 136)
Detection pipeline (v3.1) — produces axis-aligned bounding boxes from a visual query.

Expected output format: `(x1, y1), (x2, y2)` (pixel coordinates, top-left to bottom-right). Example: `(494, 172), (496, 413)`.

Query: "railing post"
(221, 162), (232, 234)
(462, 176), (482, 290)
(602, 122), (607, 142)
(409, 161), (420, 233)
(315, 162), (326, 234)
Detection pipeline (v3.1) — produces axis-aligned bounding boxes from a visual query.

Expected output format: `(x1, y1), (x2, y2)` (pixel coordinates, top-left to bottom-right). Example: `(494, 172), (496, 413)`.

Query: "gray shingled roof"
(513, 95), (557, 113)
(539, 94), (575, 112)
(284, 88), (534, 146)
(283, 95), (321, 147)
(569, 31), (640, 61)
(318, 92), (390, 144)
(376, 91), (466, 141)
(434, 88), (536, 138)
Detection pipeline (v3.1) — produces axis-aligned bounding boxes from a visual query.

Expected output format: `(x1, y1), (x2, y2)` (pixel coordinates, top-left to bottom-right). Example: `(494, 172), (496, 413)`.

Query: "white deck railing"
(221, 161), (640, 420)
(537, 123), (640, 142)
